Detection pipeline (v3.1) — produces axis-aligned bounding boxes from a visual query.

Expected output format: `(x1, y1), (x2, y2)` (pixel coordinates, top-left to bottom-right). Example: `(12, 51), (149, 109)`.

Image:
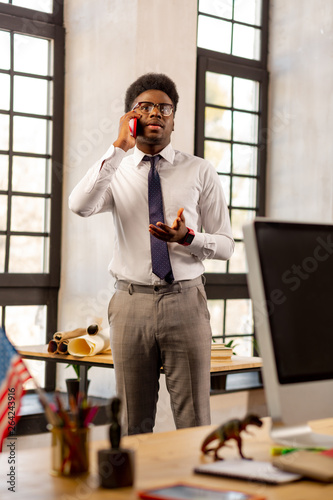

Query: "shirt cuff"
(100, 145), (127, 170)
(183, 232), (205, 258)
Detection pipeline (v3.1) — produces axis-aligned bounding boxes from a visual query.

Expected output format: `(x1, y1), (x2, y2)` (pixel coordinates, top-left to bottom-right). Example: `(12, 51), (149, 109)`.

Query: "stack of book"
(211, 343), (233, 361)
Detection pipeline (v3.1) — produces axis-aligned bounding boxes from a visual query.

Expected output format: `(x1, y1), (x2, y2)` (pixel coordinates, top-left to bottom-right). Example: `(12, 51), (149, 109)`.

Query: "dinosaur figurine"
(201, 414), (263, 460)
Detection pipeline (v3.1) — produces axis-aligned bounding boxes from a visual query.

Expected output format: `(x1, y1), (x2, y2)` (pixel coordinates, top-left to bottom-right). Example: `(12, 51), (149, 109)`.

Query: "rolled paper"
(57, 339), (69, 354)
(87, 324), (100, 336)
(87, 318), (103, 335)
(53, 328), (87, 342)
(48, 340), (59, 353)
(67, 328), (110, 357)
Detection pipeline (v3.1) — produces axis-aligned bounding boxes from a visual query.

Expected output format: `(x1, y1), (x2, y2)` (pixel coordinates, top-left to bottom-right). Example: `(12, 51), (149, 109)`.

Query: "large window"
(0, 0), (64, 389)
(196, 0), (269, 355)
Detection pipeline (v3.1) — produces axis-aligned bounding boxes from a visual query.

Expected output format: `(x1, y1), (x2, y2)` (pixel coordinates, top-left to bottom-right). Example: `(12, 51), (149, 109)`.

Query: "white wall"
(267, 0), (333, 221)
(58, 0), (198, 396)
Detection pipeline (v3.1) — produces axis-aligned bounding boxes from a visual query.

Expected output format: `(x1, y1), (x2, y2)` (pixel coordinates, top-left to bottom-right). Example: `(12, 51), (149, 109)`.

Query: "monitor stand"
(271, 423), (333, 448)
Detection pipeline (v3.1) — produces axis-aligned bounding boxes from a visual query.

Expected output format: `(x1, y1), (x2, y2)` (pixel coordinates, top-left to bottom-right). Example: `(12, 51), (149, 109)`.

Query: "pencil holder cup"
(50, 426), (90, 476)
(98, 448), (135, 488)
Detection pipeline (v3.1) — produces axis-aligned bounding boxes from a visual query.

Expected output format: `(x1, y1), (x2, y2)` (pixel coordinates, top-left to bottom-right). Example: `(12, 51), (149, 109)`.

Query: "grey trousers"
(108, 276), (212, 435)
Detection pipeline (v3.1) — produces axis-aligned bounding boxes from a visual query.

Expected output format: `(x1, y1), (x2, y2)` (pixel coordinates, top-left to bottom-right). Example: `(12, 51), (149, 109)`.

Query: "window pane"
(0, 73), (10, 111)
(233, 144), (257, 175)
(199, 0), (232, 19)
(0, 30), (10, 70)
(230, 209), (256, 239)
(233, 111), (258, 143)
(12, 156), (51, 194)
(9, 235), (49, 273)
(11, 196), (50, 233)
(0, 236), (5, 272)
(228, 241), (247, 272)
(14, 75), (50, 115)
(5, 304), (46, 344)
(0, 155), (9, 189)
(5, 305), (47, 388)
(225, 298), (252, 334)
(198, 15), (232, 53)
(14, 34), (51, 76)
(234, 78), (259, 112)
(204, 141), (231, 174)
(0, 114), (10, 150)
(225, 334), (253, 356)
(0, 194), (7, 230)
(207, 299), (225, 338)
(231, 176), (257, 208)
(12, 0), (53, 13)
(205, 107), (231, 140)
(13, 116), (51, 154)
(234, 0), (262, 26)
(232, 24), (261, 60)
(206, 72), (232, 107)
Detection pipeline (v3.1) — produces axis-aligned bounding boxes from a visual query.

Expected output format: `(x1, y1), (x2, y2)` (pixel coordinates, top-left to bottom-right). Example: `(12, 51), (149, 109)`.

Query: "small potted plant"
(65, 364), (91, 404)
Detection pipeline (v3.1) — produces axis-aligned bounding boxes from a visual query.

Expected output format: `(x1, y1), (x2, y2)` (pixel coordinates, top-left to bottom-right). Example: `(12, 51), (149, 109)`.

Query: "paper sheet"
(67, 328), (110, 357)
(53, 328), (87, 342)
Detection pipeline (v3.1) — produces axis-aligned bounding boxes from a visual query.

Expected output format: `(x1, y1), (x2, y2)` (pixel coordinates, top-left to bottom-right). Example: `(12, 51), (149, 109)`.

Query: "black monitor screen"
(255, 220), (333, 384)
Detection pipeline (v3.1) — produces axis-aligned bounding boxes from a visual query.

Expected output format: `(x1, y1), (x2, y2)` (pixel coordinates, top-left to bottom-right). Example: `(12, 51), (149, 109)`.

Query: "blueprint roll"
(48, 339), (59, 353)
(67, 328), (110, 357)
(87, 324), (101, 336)
(53, 328), (86, 342)
(57, 339), (70, 354)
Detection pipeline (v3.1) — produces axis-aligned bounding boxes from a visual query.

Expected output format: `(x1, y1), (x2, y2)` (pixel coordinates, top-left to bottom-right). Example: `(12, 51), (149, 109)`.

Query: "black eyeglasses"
(132, 101), (174, 116)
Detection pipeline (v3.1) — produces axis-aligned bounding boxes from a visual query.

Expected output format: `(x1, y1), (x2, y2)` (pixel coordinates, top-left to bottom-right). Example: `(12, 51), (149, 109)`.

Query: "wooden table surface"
(1, 417), (333, 499)
(18, 344), (262, 373)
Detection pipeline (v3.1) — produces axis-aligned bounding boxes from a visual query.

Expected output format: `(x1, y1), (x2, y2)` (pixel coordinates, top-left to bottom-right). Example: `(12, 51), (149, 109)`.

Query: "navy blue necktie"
(144, 155), (174, 284)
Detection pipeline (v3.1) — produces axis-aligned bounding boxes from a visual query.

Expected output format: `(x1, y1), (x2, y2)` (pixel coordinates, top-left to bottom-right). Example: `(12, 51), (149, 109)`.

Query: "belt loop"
(128, 283), (133, 295)
(201, 274), (206, 286)
(178, 282), (182, 293)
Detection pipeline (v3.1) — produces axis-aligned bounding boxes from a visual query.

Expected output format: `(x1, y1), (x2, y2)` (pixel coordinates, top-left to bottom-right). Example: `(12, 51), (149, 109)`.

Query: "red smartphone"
(129, 118), (137, 138)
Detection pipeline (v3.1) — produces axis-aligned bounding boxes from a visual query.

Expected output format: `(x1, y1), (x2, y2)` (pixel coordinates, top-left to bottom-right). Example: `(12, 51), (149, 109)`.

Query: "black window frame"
(196, 0), (269, 349)
(0, 0), (65, 391)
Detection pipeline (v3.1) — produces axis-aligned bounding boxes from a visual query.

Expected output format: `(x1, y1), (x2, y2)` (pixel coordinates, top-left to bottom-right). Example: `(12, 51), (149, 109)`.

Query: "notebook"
(194, 459), (302, 484)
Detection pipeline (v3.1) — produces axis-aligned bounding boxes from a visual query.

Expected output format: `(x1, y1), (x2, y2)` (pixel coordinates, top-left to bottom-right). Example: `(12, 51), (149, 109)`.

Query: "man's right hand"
(113, 110), (141, 152)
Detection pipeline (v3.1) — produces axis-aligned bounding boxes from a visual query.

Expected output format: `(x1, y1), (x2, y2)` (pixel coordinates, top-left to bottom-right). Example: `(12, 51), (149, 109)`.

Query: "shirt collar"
(133, 142), (175, 167)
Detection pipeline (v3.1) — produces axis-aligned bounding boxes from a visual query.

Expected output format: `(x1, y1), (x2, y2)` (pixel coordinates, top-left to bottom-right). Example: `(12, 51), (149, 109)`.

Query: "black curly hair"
(124, 73), (179, 113)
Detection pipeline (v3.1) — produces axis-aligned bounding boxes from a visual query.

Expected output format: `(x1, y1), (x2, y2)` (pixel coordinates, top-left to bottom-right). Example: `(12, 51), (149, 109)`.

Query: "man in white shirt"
(69, 73), (234, 435)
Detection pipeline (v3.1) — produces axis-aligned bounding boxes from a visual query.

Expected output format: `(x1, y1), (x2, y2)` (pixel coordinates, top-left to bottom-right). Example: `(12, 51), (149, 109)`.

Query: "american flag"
(0, 328), (31, 452)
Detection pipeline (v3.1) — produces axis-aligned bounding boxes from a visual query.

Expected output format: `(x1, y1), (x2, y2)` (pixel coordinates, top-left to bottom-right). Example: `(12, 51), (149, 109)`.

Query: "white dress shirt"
(69, 142), (234, 285)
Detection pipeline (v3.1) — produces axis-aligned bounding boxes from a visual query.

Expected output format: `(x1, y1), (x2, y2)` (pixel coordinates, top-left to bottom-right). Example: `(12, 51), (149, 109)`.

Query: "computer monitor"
(243, 218), (333, 447)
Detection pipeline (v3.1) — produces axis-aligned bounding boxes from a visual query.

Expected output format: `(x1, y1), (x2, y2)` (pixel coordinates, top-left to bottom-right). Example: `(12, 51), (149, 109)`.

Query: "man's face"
(132, 89), (174, 153)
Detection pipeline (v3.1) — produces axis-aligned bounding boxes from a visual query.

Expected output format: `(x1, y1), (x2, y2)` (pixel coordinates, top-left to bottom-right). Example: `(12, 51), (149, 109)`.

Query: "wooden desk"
(18, 344), (262, 393)
(1, 417), (333, 499)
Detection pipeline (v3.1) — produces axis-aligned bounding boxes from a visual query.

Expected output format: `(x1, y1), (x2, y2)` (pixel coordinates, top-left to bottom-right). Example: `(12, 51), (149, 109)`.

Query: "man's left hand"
(149, 207), (188, 243)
